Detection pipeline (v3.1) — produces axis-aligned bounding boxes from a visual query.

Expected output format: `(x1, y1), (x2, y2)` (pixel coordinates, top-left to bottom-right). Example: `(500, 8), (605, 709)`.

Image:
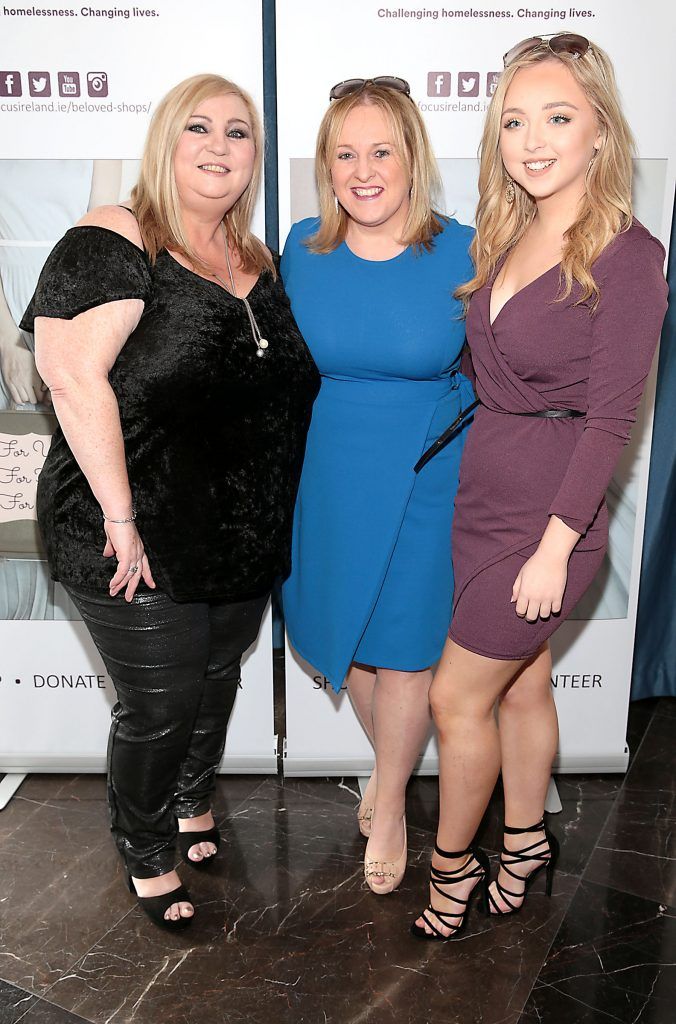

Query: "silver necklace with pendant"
(211, 227), (269, 358)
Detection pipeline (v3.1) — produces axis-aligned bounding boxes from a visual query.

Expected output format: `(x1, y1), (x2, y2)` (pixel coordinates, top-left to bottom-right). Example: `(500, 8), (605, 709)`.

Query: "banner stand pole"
(0, 773), (27, 811)
(544, 776), (562, 815)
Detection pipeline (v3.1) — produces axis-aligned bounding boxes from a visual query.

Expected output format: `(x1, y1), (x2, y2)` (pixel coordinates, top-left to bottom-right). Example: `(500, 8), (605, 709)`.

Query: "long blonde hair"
(456, 40), (634, 311)
(309, 84), (446, 254)
(131, 73), (273, 278)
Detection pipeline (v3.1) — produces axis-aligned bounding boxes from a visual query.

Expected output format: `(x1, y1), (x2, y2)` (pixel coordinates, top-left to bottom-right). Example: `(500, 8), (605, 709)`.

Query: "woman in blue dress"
(281, 78), (474, 893)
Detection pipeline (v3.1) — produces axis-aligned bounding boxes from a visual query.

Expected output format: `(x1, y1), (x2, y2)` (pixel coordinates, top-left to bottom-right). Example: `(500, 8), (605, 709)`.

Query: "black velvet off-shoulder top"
(21, 226), (320, 602)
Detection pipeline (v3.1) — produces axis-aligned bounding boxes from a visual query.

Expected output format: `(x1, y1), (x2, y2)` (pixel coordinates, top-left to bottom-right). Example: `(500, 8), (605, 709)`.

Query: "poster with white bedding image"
(0, 158), (141, 620)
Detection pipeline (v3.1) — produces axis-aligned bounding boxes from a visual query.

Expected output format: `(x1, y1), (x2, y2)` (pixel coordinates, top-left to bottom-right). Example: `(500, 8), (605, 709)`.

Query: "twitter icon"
(29, 72), (51, 97)
(458, 72), (479, 98)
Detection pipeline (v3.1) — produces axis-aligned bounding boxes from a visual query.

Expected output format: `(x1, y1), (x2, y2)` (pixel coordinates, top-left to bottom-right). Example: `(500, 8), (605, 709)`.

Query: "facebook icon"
(427, 72), (451, 97)
(0, 72), (22, 97)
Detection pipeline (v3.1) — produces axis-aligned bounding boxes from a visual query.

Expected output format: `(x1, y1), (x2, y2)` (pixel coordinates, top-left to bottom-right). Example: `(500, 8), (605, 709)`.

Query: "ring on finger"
(127, 565), (139, 575)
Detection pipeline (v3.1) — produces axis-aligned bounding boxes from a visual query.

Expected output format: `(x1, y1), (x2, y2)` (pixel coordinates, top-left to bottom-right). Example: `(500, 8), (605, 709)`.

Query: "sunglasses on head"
(503, 32), (592, 68)
(329, 76), (412, 101)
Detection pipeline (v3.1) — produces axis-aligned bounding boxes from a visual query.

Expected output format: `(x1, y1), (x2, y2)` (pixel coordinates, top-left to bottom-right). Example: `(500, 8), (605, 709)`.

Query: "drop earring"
(334, 194), (339, 214)
(505, 176), (515, 204)
(585, 149), (598, 185)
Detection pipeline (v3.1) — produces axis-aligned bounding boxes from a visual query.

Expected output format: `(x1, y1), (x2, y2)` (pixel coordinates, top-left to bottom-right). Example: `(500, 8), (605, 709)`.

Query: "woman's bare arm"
(35, 206), (155, 600)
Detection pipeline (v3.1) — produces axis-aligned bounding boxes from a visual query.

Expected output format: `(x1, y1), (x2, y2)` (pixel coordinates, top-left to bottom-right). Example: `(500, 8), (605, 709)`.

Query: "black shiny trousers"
(66, 585), (268, 878)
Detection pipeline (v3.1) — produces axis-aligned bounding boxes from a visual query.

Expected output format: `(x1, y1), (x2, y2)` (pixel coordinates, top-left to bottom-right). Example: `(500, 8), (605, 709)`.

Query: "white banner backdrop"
(0, 1), (276, 776)
(0, 605), (275, 773)
(277, 0), (675, 774)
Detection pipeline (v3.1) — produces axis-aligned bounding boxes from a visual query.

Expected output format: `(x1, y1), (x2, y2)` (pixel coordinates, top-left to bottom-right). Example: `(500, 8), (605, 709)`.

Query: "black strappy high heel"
(410, 842), (490, 941)
(126, 871), (194, 930)
(178, 826), (221, 869)
(487, 818), (559, 916)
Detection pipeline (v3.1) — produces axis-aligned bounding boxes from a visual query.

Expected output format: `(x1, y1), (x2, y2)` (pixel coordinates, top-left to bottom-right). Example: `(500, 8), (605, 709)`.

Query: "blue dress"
(281, 216), (475, 693)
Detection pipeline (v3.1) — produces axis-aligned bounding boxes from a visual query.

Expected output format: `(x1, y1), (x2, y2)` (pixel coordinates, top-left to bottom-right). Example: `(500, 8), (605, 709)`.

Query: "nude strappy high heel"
(357, 801), (373, 838)
(357, 772), (377, 838)
(364, 816), (407, 894)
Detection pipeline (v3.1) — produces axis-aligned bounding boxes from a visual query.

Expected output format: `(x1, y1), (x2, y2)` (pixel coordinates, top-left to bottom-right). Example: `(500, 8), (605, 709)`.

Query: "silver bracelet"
(102, 508), (137, 524)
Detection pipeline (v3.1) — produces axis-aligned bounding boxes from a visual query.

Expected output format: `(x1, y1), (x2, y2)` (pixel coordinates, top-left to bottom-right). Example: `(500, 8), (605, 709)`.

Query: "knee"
(500, 672), (552, 712)
(113, 680), (199, 735)
(429, 680), (487, 730)
(206, 656), (241, 686)
(114, 702), (194, 742)
(377, 667), (431, 694)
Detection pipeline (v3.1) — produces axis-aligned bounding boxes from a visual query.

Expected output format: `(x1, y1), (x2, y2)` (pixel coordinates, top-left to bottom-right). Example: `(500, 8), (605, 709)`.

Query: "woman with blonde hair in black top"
(22, 73), (318, 930)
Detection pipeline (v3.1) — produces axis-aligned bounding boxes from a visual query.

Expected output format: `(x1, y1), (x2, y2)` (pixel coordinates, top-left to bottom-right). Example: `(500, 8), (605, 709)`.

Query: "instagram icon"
(87, 72), (108, 97)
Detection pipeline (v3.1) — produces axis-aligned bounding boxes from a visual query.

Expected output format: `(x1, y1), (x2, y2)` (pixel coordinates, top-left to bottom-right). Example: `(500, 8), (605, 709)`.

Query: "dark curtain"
(632, 198), (676, 698)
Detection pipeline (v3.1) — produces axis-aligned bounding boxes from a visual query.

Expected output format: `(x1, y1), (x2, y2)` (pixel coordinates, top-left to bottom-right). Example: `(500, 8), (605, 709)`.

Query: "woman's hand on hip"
(511, 550), (568, 622)
(103, 521), (156, 601)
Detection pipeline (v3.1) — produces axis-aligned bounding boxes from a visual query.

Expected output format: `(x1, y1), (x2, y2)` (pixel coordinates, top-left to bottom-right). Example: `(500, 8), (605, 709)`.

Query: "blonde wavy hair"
(131, 73), (273, 278)
(456, 40), (634, 312)
(309, 84), (446, 254)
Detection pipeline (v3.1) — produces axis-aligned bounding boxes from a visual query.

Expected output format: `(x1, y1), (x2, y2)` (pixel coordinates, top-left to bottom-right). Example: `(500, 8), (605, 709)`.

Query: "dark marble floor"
(0, 698), (673, 1024)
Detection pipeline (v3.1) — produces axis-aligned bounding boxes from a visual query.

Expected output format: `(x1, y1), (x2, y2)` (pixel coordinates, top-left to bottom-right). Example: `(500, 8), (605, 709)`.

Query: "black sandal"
(488, 818), (559, 916)
(127, 872), (194, 930)
(411, 842), (490, 941)
(178, 825), (221, 869)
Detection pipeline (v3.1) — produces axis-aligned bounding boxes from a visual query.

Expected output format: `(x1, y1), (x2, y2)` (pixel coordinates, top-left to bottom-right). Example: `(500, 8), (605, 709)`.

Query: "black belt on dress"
(518, 408), (585, 419)
(413, 401), (584, 474)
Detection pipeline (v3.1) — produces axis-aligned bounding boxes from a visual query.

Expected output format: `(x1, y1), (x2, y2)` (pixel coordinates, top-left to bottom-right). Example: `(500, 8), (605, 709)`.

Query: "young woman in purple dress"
(412, 34), (668, 940)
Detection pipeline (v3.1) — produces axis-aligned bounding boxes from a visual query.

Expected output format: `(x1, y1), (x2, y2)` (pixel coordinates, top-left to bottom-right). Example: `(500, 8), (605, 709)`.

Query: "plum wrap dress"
(450, 220), (668, 660)
(282, 216), (475, 691)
